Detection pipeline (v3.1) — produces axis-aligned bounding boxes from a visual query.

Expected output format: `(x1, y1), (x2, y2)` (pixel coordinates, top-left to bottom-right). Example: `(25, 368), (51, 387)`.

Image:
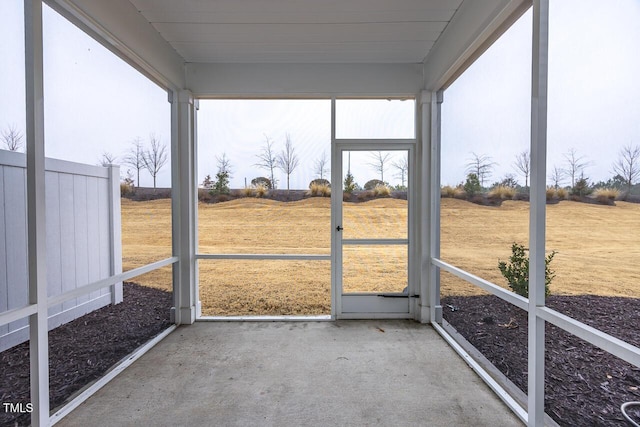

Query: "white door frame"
(331, 138), (416, 319)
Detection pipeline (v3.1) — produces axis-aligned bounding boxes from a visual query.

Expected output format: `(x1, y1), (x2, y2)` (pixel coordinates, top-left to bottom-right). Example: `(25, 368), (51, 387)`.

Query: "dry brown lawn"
(121, 197), (640, 315)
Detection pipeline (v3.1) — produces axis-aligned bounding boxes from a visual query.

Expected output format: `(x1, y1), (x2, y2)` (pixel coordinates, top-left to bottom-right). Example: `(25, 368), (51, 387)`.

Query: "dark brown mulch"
(441, 294), (640, 427)
(0, 283), (172, 427)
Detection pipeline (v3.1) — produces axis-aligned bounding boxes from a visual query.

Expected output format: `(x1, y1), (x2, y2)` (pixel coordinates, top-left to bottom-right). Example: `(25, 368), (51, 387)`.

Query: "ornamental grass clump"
(489, 185), (516, 200)
(307, 183), (331, 197)
(593, 187), (620, 203)
(373, 184), (391, 197)
(240, 186), (254, 197)
(441, 185), (464, 198)
(253, 184), (268, 198)
(498, 242), (556, 298)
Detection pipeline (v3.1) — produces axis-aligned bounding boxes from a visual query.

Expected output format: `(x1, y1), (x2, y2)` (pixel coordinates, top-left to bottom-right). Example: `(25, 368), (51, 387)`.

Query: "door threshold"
(198, 315), (332, 322)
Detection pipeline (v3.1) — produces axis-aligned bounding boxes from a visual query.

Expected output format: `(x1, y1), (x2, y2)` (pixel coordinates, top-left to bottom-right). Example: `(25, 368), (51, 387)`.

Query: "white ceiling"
(128, 0), (463, 64)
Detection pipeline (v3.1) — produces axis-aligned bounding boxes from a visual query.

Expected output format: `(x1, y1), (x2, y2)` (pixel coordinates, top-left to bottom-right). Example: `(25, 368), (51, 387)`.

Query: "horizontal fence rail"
(197, 254), (330, 261)
(0, 304), (38, 328)
(342, 239), (408, 245)
(432, 258), (528, 311)
(48, 257), (178, 307)
(537, 307), (640, 368)
(432, 257), (640, 397)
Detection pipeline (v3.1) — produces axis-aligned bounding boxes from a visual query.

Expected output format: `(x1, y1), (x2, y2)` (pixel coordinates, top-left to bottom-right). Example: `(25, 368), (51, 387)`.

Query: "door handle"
(336, 226), (343, 231)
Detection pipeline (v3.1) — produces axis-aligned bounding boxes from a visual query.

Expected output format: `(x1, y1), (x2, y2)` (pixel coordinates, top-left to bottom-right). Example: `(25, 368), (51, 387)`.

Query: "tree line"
(1, 124), (168, 190)
(202, 134), (410, 194)
(462, 144), (640, 197)
(100, 134), (168, 190)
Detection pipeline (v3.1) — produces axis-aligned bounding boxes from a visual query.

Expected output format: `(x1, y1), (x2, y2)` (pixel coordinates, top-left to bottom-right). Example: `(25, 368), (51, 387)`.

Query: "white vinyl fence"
(0, 149), (122, 352)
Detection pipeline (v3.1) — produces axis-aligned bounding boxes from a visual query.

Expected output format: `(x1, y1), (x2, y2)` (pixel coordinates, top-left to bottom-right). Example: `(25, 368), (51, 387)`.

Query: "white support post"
(24, 0), (49, 424)
(430, 91), (443, 324)
(172, 89), (197, 325)
(419, 90), (432, 323)
(108, 165), (123, 304)
(420, 89), (443, 325)
(528, 0), (550, 426)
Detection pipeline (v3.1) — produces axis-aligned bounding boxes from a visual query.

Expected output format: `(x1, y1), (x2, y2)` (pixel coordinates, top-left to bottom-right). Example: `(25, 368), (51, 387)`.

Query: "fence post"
(108, 165), (123, 304)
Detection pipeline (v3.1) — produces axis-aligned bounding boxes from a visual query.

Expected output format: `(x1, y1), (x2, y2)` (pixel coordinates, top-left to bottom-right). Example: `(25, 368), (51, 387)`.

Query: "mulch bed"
(441, 294), (640, 426)
(0, 283), (172, 427)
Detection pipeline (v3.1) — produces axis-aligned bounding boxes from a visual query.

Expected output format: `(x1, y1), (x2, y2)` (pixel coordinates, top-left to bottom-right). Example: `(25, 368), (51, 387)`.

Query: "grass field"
(121, 197), (640, 315)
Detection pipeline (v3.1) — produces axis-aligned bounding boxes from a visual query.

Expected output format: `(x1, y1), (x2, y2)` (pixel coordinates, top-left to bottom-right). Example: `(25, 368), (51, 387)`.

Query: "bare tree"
(276, 134), (299, 191)
(612, 144), (640, 195)
(314, 151), (330, 180)
(1, 125), (23, 151)
(466, 152), (496, 187)
(563, 147), (589, 188)
(392, 154), (409, 187)
(99, 151), (118, 167)
(368, 151), (392, 182)
(255, 135), (278, 189)
(549, 165), (565, 189)
(142, 134), (168, 191)
(122, 137), (145, 187)
(216, 152), (233, 176)
(513, 150), (530, 189)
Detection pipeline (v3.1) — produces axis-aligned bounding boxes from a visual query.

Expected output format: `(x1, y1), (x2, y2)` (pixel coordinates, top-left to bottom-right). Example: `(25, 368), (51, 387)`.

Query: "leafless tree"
(216, 152), (233, 176)
(563, 147), (589, 188)
(1, 124), (23, 151)
(549, 165), (565, 189)
(142, 134), (168, 191)
(255, 135), (278, 189)
(466, 152), (496, 187)
(392, 154), (409, 187)
(368, 151), (392, 182)
(513, 150), (530, 189)
(612, 144), (640, 195)
(99, 151), (118, 167)
(276, 134), (299, 191)
(314, 151), (330, 180)
(122, 137), (145, 187)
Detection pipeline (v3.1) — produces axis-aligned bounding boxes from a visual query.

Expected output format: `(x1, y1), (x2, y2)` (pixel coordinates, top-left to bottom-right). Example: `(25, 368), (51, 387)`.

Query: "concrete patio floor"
(57, 320), (523, 426)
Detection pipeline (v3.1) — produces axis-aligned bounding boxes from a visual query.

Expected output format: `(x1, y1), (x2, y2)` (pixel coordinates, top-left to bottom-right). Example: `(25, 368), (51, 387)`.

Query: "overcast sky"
(1, 1), (639, 189)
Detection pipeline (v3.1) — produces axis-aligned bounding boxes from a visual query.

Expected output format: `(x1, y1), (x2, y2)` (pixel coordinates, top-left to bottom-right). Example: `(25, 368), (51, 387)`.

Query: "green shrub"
(211, 171), (230, 195)
(498, 242), (556, 298)
(463, 173), (481, 197)
(344, 173), (358, 193)
(571, 177), (592, 197)
(364, 179), (385, 191)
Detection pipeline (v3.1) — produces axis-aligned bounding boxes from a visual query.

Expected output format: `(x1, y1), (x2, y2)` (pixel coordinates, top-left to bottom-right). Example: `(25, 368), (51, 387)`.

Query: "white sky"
(1, 0), (639, 189)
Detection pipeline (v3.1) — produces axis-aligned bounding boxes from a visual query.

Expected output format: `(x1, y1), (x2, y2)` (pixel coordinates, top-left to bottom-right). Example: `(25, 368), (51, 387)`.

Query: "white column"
(171, 89), (197, 324)
(418, 90), (431, 323)
(430, 90), (443, 324)
(108, 165), (123, 304)
(24, 0), (49, 424)
(419, 90), (443, 324)
(528, 0), (550, 425)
